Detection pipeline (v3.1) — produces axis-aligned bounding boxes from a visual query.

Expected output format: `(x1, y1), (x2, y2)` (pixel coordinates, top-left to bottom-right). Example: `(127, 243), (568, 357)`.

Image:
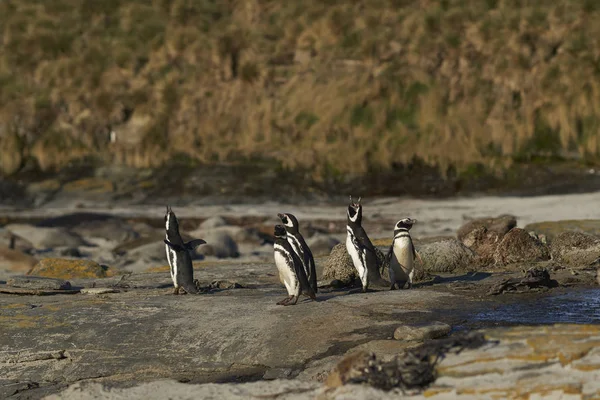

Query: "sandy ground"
(1, 190), (599, 238)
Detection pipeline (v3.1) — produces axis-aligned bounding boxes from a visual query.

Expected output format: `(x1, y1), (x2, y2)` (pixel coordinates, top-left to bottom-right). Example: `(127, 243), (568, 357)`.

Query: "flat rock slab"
(0, 286), (80, 296)
(46, 324), (600, 400)
(0, 262), (473, 399)
(7, 276), (72, 290)
(79, 288), (120, 295)
(393, 321), (452, 341)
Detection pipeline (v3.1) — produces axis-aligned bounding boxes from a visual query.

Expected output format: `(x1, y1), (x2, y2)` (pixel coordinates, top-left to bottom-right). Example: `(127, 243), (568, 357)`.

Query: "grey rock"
(492, 228), (550, 266)
(199, 216), (229, 229)
(7, 275), (72, 290)
(306, 234), (340, 256)
(457, 215), (517, 242)
(197, 230), (239, 258)
(71, 218), (140, 244)
(393, 322), (452, 341)
(417, 239), (475, 273)
(4, 224), (90, 250)
(550, 231), (600, 268)
(126, 241), (166, 261)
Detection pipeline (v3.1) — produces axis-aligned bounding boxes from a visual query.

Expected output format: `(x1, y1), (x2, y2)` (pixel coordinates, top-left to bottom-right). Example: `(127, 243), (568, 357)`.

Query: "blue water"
(473, 289), (600, 325)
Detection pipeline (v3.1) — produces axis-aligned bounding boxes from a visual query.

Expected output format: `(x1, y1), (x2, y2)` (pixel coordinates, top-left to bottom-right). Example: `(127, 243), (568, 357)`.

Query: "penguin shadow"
(415, 272), (492, 288)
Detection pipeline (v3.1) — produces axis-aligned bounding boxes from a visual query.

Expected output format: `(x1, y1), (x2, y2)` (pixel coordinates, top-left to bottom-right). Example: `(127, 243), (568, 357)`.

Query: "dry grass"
(1, 0), (600, 178)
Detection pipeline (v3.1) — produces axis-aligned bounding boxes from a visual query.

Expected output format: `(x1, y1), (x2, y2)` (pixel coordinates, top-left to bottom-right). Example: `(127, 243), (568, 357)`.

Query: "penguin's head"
(165, 205), (179, 234)
(274, 224), (287, 239)
(394, 218), (416, 232)
(347, 195), (362, 225)
(277, 213), (299, 232)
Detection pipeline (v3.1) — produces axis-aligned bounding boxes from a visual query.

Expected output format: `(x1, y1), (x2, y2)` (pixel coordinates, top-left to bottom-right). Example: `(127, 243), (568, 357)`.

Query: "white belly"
(346, 232), (367, 286)
(274, 250), (297, 296)
(390, 238), (414, 283)
(165, 243), (178, 287)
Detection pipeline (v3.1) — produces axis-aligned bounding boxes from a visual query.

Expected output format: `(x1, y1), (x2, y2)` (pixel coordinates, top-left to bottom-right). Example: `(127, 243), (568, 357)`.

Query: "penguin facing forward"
(273, 224), (316, 306)
(164, 205), (207, 295)
(345, 196), (381, 292)
(387, 218), (418, 290)
(277, 213), (318, 294)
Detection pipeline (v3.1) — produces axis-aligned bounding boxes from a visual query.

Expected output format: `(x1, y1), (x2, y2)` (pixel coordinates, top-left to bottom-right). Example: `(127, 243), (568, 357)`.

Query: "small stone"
(263, 368), (293, 380)
(7, 275), (72, 290)
(28, 258), (112, 279)
(80, 288), (119, 295)
(393, 322), (452, 341)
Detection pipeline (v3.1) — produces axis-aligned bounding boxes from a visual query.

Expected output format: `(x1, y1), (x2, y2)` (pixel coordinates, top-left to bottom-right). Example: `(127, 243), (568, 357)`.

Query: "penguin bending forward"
(164, 206), (207, 294)
(346, 196), (382, 292)
(273, 224), (316, 306)
(387, 218), (417, 290)
(277, 213), (318, 294)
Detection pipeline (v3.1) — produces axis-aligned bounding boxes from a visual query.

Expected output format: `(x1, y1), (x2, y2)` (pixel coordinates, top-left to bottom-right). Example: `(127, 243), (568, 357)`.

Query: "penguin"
(387, 218), (417, 290)
(277, 213), (318, 294)
(164, 205), (207, 295)
(273, 224), (316, 306)
(345, 196), (381, 292)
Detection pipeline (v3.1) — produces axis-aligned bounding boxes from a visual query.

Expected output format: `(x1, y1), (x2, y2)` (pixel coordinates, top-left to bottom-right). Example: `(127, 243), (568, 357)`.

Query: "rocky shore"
(1, 193), (600, 399)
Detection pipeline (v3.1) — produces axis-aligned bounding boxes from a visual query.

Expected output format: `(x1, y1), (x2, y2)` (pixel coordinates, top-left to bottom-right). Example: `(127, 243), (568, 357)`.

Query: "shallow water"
(473, 289), (600, 325)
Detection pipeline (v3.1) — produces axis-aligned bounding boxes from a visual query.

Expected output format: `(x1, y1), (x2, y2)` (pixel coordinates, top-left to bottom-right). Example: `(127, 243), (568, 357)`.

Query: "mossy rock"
(27, 258), (113, 279)
(524, 220), (600, 244)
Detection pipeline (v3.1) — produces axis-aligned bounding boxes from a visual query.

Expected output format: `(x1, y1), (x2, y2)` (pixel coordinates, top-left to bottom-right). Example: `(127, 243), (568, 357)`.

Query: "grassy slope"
(1, 0), (600, 180)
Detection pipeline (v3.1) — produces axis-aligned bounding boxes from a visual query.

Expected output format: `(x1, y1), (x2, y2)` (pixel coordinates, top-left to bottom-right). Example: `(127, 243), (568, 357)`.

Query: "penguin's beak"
(277, 213), (284, 219)
(410, 218), (418, 224)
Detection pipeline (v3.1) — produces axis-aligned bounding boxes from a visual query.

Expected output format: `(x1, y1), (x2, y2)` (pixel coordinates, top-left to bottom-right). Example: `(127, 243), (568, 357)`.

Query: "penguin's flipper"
(291, 251), (314, 300)
(164, 239), (185, 252)
(185, 239), (207, 251)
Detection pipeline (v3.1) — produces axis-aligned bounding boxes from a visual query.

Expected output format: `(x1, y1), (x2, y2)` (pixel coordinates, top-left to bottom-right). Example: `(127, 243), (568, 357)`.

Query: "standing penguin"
(273, 224), (316, 306)
(345, 196), (383, 292)
(387, 218), (418, 290)
(277, 213), (318, 294)
(164, 205), (207, 295)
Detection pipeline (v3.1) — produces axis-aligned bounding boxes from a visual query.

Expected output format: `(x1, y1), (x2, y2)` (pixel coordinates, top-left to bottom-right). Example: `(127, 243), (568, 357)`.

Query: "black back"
(274, 224), (315, 298)
(165, 205), (184, 246)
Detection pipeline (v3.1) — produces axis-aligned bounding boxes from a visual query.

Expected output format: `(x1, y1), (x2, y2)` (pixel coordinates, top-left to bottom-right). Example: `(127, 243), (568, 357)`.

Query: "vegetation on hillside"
(1, 0), (600, 180)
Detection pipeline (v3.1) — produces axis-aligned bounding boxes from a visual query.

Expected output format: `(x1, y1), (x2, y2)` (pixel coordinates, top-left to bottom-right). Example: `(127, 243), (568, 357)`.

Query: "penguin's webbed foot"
(390, 283), (397, 290)
(173, 287), (180, 295)
(277, 296), (292, 305)
(284, 295), (299, 306)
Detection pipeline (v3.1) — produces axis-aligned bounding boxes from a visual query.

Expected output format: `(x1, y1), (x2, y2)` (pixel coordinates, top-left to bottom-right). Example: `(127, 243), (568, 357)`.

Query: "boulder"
(0, 246), (38, 274)
(27, 258), (111, 279)
(71, 218), (140, 244)
(456, 215), (517, 242)
(322, 243), (388, 286)
(197, 231), (239, 259)
(417, 239), (475, 273)
(461, 226), (502, 266)
(4, 224), (89, 249)
(492, 228), (550, 266)
(306, 234), (340, 256)
(550, 231), (600, 268)
(524, 219), (600, 244)
(198, 216), (229, 229)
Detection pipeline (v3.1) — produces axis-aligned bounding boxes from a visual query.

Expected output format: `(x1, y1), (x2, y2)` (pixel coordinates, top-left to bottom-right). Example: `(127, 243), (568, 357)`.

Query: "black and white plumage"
(346, 196), (380, 292)
(164, 205), (207, 295)
(273, 224), (316, 306)
(277, 212), (318, 294)
(387, 218), (417, 290)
